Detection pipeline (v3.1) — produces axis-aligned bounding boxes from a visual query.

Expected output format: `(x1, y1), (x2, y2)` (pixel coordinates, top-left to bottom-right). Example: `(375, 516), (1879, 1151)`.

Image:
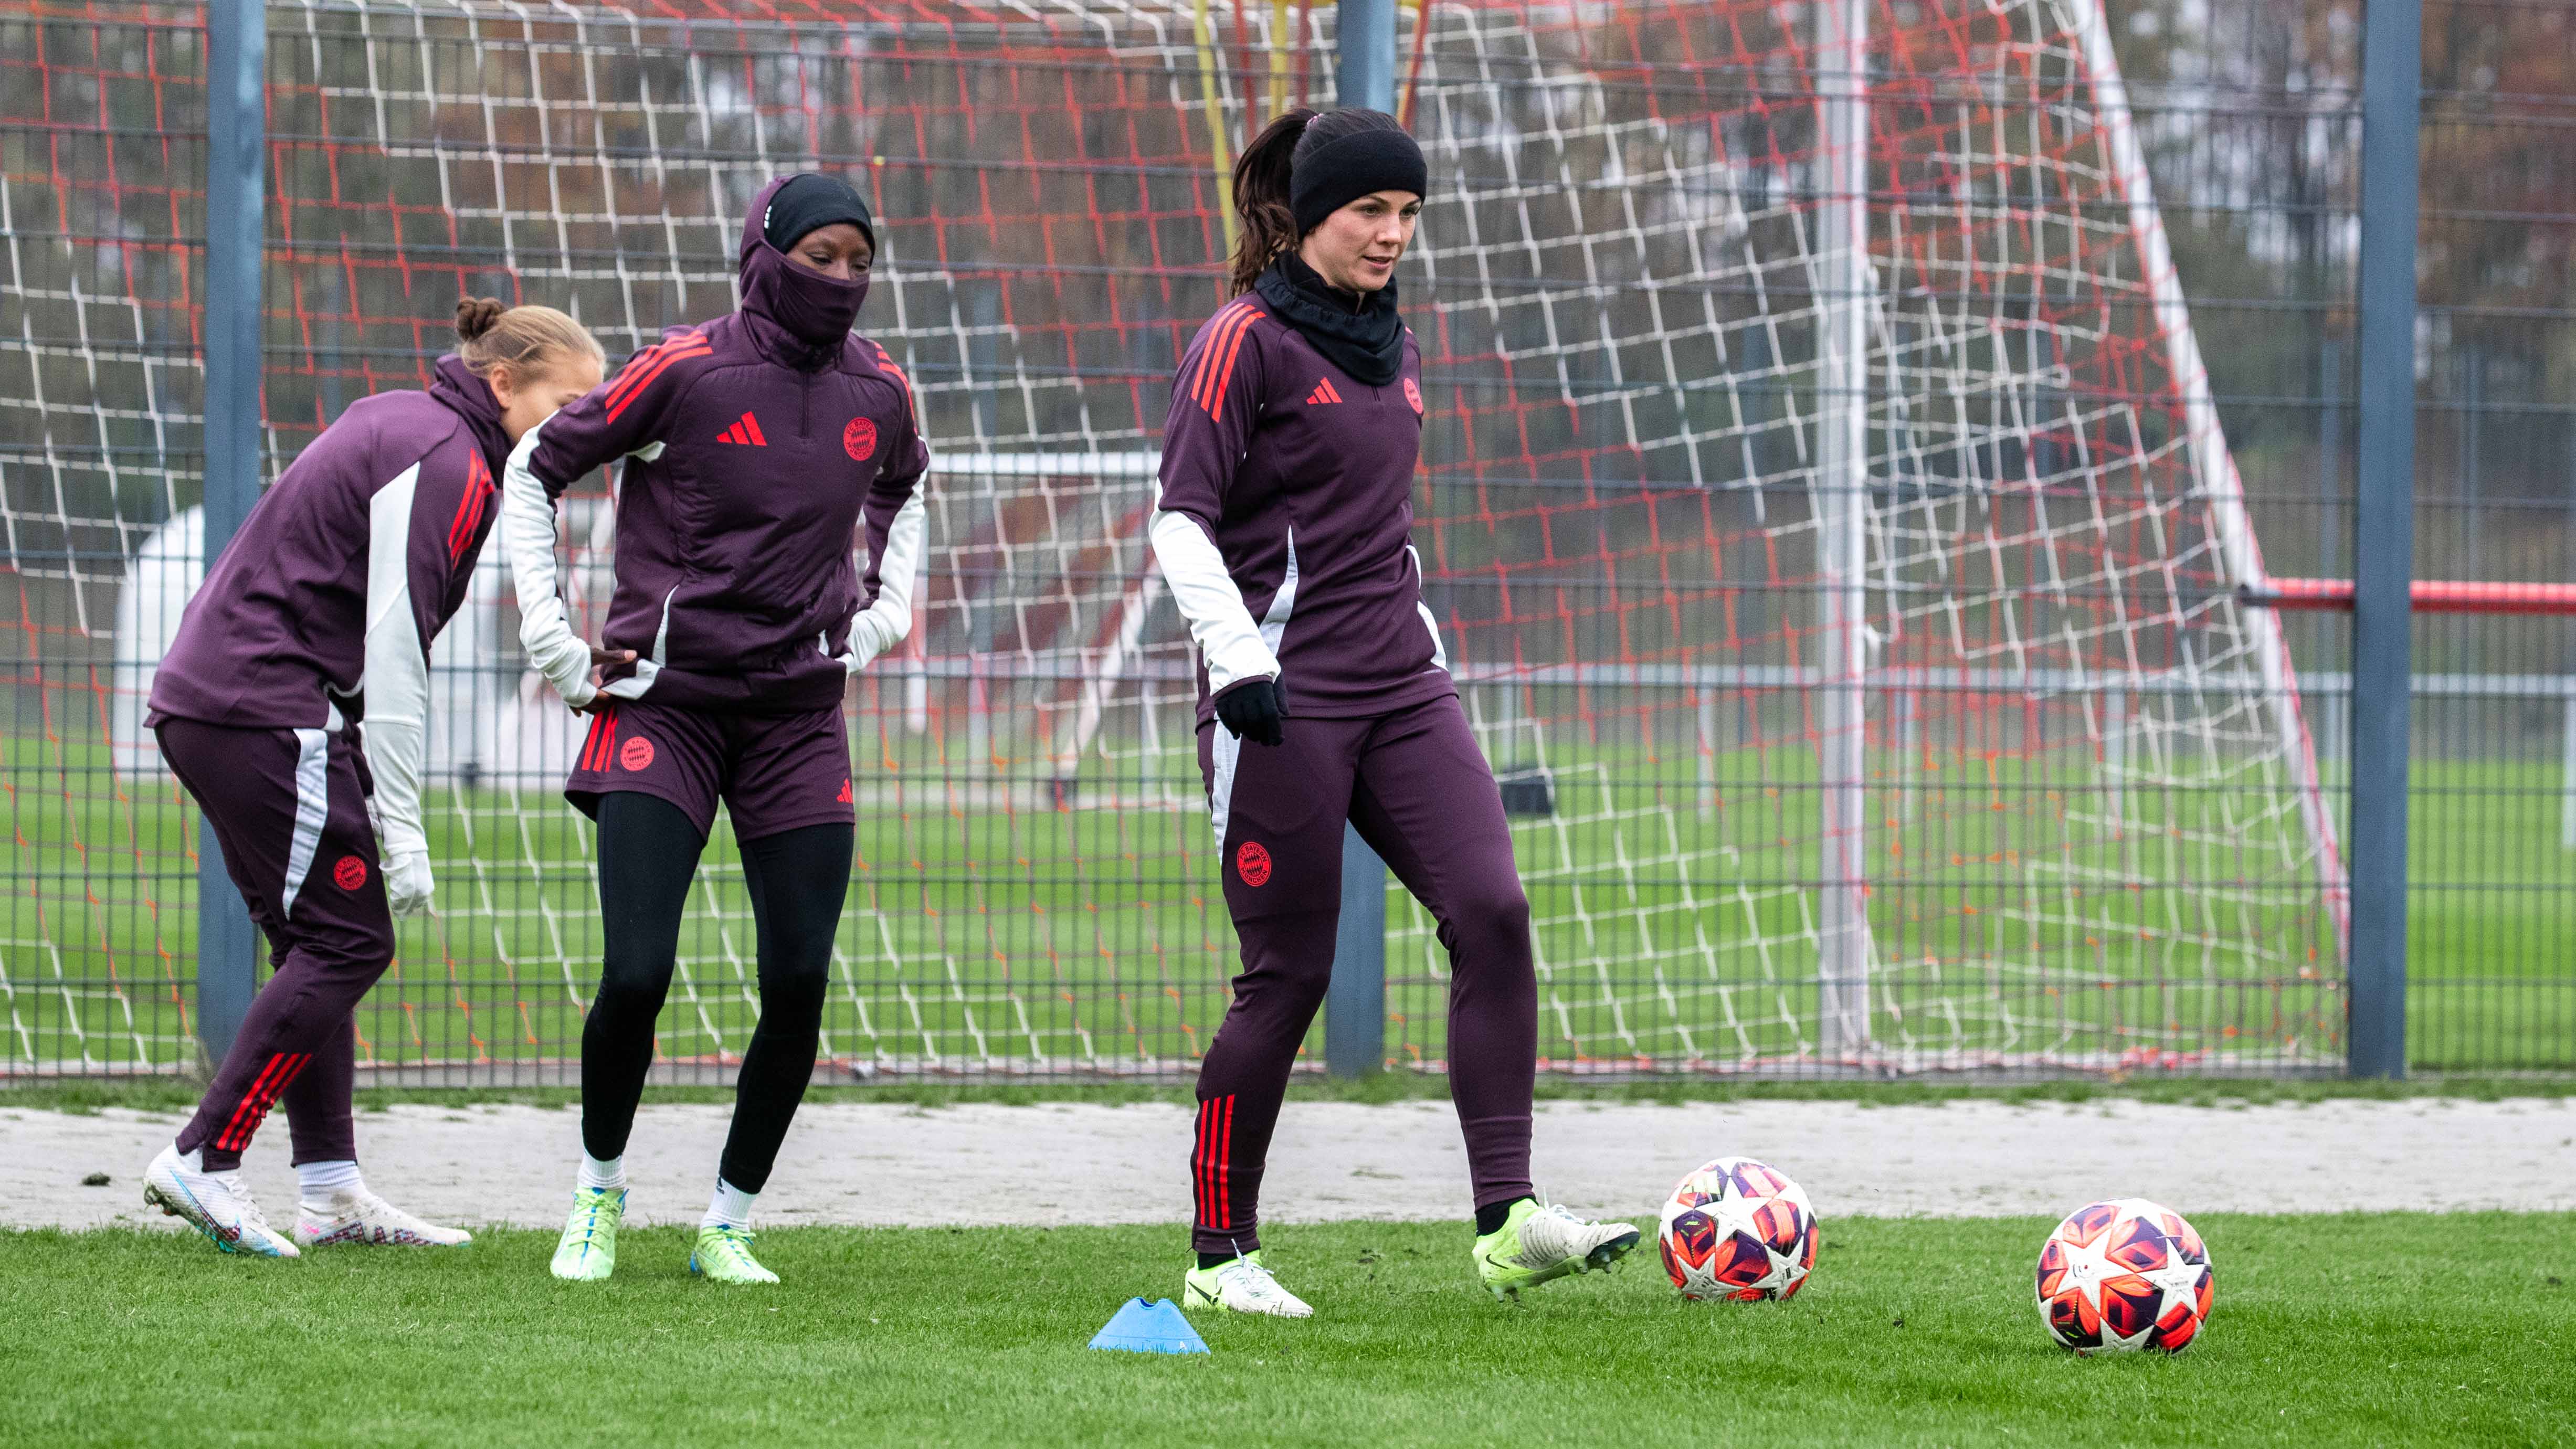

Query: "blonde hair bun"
(454, 300), (602, 385)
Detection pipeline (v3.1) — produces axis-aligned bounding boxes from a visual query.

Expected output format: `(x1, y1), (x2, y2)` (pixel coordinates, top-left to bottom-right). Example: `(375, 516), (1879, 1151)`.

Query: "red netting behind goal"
(1, 0), (2340, 1081)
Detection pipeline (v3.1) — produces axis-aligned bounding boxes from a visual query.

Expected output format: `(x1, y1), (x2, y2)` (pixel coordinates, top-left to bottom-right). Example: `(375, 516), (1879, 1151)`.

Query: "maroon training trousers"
(1189, 692), (1536, 1255)
(155, 717), (390, 1171)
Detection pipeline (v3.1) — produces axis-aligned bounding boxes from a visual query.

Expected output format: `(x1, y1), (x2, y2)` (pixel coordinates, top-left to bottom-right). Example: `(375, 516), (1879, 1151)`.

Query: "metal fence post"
(2562, 686), (2575, 852)
(196, 0), (267, 1068)
(2349, 0), (2419, 1079)
(1814, 0), (1874, 1059)
(1322, 0), (1397, 1078)
(1327, 824), (1389, 1077)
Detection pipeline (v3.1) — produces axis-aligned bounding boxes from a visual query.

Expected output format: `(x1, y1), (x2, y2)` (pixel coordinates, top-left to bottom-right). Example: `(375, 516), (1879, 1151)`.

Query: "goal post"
(2065, 0), (2350, 967)
(7, 0), (2352, 1081)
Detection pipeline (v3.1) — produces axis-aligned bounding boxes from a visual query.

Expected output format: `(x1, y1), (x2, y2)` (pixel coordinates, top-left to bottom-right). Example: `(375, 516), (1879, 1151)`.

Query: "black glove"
(1215, 678), (1289, 747)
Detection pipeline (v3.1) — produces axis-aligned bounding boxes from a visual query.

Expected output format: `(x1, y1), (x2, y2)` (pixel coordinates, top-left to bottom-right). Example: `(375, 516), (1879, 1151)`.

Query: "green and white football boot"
(1473, 1198), (1641, 1300)
(549, 1186), (625, 1282)
(689, 1225), (780, 1285)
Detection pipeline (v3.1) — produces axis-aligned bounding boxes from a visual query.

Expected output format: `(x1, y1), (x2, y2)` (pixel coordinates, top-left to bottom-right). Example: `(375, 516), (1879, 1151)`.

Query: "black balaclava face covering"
(768, 252), (870, 349)
(744, 173), (877, 358)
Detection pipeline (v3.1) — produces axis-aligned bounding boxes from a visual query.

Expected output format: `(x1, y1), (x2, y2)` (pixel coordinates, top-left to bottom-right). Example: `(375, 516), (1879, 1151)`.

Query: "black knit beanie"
(762, 173), (876, 255)
(1289, 125), (1429, 235)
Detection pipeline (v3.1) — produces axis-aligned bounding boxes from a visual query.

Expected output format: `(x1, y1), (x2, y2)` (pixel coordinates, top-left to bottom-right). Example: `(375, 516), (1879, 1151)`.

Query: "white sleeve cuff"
(1148, 510), (1277, 694)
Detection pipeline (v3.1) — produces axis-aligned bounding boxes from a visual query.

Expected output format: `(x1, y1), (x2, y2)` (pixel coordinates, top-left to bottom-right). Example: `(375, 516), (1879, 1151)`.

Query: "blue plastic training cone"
(1087, 1297), (1210, 1355)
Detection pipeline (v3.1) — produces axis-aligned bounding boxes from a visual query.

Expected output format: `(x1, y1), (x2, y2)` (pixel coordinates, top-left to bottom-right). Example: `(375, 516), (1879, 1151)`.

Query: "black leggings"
(580, 792), (853, 1193)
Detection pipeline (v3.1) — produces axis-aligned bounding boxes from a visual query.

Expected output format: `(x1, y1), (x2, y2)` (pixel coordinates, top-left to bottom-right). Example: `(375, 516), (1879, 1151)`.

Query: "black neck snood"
(1252, 251), (1403, 387)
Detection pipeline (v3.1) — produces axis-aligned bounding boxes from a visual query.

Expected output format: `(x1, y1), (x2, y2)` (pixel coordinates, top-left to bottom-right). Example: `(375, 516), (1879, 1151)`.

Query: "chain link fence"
(3, 0), (2569, 1082)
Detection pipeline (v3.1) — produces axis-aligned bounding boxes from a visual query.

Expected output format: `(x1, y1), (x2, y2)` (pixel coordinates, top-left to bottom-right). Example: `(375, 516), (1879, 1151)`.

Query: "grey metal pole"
(1322, 0), (1398, 1078)
(196, 0), (267, 1068)
(2349, 0), (2418, 1079)
(1814, 0), (1873, 1060)
(1326, 826), (1389, 1077)
(1336, 0), (1396, 116)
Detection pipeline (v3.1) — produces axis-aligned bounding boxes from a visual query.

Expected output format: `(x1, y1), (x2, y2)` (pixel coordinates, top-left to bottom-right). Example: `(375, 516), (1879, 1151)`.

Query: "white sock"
(701, 1178), (756, 1232)
(296, 1159), (364, 1204)
(177, 1145), (241, 1190)
(577, 1151), (625, 1193)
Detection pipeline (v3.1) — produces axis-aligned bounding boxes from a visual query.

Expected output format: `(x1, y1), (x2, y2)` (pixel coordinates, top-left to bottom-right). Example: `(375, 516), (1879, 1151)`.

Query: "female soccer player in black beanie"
(504, 172), (928, 1286)
(1152, 109), (1640, 1317)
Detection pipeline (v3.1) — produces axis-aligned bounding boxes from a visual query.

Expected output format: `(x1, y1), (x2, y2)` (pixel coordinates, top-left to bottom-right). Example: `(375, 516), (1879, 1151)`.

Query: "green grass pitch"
(4, 1214), (2568, 1447)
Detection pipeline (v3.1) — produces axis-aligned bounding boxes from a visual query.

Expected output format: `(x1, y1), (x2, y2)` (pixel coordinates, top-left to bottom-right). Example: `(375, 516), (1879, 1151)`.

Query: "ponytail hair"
(1228, 107), (1423, 295)
(453, 297), (604, 387)
(1228, 109), (1316, 294)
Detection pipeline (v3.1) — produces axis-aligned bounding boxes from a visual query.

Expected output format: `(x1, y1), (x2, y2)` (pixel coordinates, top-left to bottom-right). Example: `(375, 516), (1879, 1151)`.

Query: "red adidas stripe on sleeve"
(1208, 311), (1261, 422)
(446, 450), (495, 565)
(869, 343), (917, 420)
(1188, 304), (1263, 419)
(604, 333), (711, 421)
(1185, 303), (1241, 411)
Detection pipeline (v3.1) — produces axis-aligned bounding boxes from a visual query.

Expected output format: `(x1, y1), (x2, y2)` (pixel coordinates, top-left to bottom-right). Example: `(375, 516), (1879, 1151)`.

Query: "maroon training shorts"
(565, 698), (853, 841)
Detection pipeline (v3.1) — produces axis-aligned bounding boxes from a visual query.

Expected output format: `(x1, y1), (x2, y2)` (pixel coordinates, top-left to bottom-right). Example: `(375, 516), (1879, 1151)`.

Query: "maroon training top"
(1156, 298), (1453, 725)
(148, 355), (506, 730)
(522, 177), (931, 715)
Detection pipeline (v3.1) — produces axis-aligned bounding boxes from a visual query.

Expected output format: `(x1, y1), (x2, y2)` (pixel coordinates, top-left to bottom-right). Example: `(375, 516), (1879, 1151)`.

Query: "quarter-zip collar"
(427, 353), (512, 477)
(1253, 250), (1405, 387)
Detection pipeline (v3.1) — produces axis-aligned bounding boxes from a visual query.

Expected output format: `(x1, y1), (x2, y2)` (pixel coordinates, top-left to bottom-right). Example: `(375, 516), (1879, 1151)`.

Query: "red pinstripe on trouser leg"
(227, 1052), (311, 1151)
(214, 1052), (311, 1152)
(212, 1053), (293, 1152)
(1191, 1094), (1238, 1233)
(1192, 1098), (1213, 1226)
(1216, 1095), (1235, 1229)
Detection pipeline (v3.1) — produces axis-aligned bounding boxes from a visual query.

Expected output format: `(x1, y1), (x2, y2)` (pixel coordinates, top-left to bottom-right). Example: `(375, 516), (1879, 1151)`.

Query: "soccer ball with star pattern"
(2034, 1198), (2213, 1353)
(1656, 1156), (1817, 1302)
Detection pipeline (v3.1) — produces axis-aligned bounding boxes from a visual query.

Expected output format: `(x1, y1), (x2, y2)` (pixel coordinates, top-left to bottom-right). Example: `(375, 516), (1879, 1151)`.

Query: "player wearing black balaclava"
(504, 172), (930, 1286)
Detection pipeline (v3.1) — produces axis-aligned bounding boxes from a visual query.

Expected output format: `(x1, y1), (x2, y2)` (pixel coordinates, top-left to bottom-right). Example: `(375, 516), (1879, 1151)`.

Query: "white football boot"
(293, 1187), (473, 1249)
(1181, 1250), (1314, 1318)
(142, 1144), (300, 1258)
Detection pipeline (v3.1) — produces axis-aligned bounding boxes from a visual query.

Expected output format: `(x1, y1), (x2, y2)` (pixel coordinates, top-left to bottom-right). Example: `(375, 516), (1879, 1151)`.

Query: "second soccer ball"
(2035, 1198), (2213, 1354)
(1657, 1156), (1817, 1302)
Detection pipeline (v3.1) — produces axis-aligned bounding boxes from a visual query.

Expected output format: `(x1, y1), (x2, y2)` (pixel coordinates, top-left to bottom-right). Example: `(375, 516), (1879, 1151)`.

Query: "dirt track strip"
(9, 1097), (2572, 1232)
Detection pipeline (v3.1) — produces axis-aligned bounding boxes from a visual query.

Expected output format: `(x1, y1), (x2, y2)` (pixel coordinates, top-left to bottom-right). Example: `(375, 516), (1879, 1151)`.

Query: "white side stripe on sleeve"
(358, 463), (430, 860)
(872, 490), (926, 638)
(1148, 510), (1279, 695)
(501, 418), (597, 708)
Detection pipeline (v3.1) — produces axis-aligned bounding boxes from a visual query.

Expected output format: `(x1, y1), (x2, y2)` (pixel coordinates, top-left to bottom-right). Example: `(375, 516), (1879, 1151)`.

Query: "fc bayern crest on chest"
(843, 416), (878, 462)
(1402, 376), (1423, 415)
